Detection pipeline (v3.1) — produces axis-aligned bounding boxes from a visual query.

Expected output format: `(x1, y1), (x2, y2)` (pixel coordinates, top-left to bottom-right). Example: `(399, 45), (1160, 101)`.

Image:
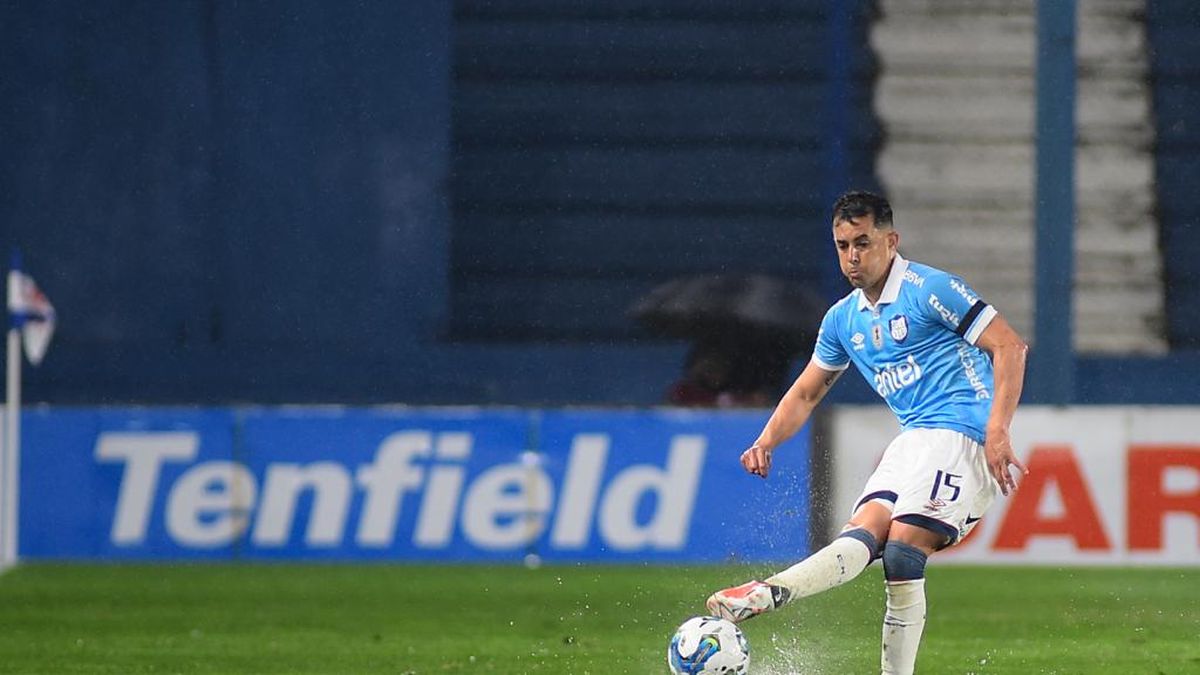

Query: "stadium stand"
(449, 0), (878, 341)
(3, 0), (1195, 405)
(872, 0), (1166, 354)
(1147, 0), (1200, 349)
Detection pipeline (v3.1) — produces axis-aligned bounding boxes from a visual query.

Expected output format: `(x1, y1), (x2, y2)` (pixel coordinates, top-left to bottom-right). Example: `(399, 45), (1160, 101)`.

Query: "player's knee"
(838, 527), (882, 560)
(882, 541), (928, 582)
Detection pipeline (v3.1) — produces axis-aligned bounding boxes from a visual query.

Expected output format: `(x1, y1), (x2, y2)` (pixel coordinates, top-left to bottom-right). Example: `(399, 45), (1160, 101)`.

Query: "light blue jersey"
(813, 254), (997, 444)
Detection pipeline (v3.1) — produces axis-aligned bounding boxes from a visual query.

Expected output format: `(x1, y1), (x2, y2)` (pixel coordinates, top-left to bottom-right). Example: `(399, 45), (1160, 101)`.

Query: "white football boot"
(705, 580), (790, 623)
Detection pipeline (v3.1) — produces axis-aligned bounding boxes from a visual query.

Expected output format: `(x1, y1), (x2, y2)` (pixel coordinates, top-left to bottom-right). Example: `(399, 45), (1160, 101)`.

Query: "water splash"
(742, 630), (822, 675)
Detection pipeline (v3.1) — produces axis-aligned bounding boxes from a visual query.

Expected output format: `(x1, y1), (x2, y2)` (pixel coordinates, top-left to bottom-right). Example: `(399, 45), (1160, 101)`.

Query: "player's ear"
(887, 229), (900, 252)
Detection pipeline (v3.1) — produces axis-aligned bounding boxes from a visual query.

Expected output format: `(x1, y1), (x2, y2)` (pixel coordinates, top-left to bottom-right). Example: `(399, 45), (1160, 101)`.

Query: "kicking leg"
(880, 521), (944, 675)
(706, 501), (891, 623)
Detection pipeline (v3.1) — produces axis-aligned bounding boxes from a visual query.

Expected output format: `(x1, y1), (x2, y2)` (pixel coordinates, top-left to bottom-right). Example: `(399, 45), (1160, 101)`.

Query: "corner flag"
(2, 253), (55, 570)
(8, 266), (55, 366)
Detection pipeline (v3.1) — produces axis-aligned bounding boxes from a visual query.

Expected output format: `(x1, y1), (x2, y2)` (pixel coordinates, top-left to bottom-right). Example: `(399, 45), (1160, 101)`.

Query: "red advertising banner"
(831, 407), (1200, 565)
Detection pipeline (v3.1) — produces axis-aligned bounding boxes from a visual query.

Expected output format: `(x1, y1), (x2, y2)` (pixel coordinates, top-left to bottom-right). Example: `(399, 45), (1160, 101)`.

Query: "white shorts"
(851, 428), (1000, 546)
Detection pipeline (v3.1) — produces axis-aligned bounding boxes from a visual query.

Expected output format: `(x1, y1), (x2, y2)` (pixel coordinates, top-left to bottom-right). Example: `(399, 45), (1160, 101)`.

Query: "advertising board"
(831, 407), (1200, 564)
(17, 408), (809, 562)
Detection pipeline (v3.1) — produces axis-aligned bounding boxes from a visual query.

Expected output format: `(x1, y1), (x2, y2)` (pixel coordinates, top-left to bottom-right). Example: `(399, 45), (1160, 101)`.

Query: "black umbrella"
(629, 274), (826, 351)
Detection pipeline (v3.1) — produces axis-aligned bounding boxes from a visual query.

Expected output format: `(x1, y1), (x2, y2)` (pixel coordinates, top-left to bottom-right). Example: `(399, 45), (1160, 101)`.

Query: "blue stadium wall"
(2, 1), (1198, 406)
(0, 1), (880, 406)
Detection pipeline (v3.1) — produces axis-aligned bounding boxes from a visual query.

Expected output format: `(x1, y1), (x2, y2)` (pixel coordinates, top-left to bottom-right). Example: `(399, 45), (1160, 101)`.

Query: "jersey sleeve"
(920, 272), (997, 345)
(811, 305), (850, 371)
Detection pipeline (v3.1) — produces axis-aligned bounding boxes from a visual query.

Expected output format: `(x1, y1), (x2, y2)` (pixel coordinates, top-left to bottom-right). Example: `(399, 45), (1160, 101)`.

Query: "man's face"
(832, 215), (898, 290)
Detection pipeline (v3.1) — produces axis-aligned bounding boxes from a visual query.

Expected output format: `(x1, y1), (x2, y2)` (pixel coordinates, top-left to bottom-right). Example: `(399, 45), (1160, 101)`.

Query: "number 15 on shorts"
(930, 470), (962, 502)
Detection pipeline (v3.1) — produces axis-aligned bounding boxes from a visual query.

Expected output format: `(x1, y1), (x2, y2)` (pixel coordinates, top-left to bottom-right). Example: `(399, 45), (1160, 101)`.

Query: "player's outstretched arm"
(975, 313), (1029, 495)
(742, 361), (843, 478)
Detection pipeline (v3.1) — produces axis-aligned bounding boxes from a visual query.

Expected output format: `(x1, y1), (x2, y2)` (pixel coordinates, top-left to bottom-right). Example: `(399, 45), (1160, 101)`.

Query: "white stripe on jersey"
(964, 305), (998, 345)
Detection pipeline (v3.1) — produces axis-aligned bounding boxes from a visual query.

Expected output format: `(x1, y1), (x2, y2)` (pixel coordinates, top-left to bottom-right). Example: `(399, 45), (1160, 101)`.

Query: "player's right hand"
(985, 427), (1027, 496)
(741, 444), (773, 478)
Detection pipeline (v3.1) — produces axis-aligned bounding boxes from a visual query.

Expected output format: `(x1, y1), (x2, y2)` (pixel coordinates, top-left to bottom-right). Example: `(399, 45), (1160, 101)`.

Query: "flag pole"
(2, 320), (18, 568)
(1, 251), (54, 570)
(2, 261), (20, 569)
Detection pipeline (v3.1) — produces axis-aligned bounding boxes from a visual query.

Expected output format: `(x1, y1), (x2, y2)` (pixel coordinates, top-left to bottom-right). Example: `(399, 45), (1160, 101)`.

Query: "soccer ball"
(667, 615), (749, 674)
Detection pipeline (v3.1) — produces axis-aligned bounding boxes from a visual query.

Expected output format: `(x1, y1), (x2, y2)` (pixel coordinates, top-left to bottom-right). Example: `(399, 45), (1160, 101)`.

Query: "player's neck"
(862, 257), (896, 305)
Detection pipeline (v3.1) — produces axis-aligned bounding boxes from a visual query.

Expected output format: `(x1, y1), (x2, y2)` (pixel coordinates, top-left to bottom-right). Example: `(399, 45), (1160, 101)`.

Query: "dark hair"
(831, 191), (893, 229)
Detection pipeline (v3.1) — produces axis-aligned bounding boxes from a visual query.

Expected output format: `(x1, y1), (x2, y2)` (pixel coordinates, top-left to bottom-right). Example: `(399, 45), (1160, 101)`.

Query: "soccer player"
(705, 191), (1029, 675)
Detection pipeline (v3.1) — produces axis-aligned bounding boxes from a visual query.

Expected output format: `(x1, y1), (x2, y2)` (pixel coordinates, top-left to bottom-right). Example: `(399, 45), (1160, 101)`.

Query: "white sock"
(881, 579), (926, 675)
(765, 534), (873, 601)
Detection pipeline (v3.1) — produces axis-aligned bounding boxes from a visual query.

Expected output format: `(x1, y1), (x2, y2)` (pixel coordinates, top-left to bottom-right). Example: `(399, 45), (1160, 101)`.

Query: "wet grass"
(0, 563), (1196, 673)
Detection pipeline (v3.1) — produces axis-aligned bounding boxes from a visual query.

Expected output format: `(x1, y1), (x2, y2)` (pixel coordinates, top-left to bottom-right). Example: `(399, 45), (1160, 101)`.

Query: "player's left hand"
(740, 444), (773, 479)
(984, 427), (1027, 496)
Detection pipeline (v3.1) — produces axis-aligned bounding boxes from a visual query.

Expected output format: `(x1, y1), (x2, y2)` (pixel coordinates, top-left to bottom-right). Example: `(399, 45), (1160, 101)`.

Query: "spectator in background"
(666, 339), (778, 408)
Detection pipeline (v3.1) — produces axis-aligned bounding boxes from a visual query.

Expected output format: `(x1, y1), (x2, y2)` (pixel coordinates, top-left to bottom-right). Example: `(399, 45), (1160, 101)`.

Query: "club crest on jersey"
(871, 324), (884, 349)
(889, 315), (909, 342)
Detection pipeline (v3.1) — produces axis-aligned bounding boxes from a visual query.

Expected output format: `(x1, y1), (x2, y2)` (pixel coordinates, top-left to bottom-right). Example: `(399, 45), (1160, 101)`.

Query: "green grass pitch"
(0, 563), (1196, 673)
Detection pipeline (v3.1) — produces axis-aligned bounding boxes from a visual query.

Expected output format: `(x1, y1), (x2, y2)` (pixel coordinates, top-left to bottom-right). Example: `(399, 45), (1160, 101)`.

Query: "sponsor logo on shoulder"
(950, 279), (978, 305)
(928, 294), (960, 325)
(903, 269), (925, 287)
